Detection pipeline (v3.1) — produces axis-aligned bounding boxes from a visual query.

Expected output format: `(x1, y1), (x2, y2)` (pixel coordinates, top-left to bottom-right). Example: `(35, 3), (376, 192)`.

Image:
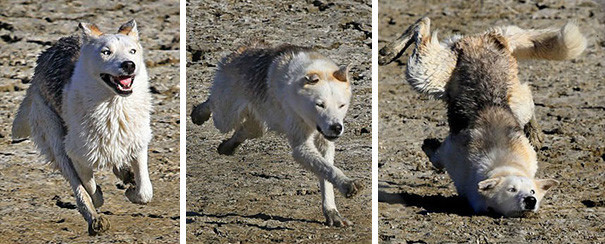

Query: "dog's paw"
(91, 185), (104, 208)
(191, 103), (211, 125)
(421, 138), (441, 157)
(324, 209), (353, 227)
(113, 166), (135, 185)
(125, 185), (153, 204)
(343, 179), (364, 198)
(524, 122), (544, 150)
(217, 140), (238, 155)
(88, 215), (110, 236)
(422, 138), (444, 170)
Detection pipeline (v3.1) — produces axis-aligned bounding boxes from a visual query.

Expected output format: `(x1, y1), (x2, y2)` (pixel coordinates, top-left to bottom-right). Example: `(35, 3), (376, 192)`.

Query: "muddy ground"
(0, 0), (180, 243)
(186, 0), (372, 242)
(379, 0), (604, 243)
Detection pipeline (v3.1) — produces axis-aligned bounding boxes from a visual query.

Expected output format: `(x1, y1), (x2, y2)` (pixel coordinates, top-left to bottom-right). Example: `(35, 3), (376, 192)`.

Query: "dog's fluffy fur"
(12, 20), (153, 235)
(380, 17), (586, 216)
(191, 41), (363, 226)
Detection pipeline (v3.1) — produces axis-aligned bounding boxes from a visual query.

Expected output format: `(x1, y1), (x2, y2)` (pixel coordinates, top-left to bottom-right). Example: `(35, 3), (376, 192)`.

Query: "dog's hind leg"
(378, 17), (430, 65)
(29, 97), (109, 235)
(289, 133), (363, 200)
(191, 99), (212, 125)
(217, 116), (264, 155)
(315, 136), (352, 227)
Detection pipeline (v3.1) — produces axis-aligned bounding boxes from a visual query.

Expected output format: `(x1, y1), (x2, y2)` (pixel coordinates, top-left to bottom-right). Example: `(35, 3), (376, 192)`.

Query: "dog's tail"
(11, 89), (32, 143)
(494, 22), (587, 61)
(190, 99), (212, 125)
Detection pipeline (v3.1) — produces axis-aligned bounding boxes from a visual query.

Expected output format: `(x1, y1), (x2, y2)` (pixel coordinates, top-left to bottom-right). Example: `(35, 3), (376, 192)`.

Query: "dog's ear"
(333, 64), (351, 82)
(536, 179), (559, 192)
(78, 22), (103, 40)
(478, 178), (502, 194)
(118, 19), (139, 40)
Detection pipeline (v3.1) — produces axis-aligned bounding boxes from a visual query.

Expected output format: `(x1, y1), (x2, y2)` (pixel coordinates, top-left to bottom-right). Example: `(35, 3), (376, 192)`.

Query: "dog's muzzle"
(100, 73), (135, 96)
(523, 196), (537, 210)
(316, 125), (341, 141)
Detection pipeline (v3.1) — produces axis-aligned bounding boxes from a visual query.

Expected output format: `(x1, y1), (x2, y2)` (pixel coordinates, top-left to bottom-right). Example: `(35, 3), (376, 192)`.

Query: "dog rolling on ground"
(191, 42), (364, 226)
(11, 20), (153, 234)
(379, 17), (586, 216)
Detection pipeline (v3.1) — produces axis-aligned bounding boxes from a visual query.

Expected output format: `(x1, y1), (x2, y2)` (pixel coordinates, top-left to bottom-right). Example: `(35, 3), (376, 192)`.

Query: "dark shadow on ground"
(186, 211), (324, 226)
(379, 189), (475, 216)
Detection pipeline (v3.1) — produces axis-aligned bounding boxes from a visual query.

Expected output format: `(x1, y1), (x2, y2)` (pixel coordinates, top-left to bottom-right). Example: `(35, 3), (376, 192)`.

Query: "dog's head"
(78, 20), (144, 96)
(288, 55), (352, 141)
(478, 176), (559, 217)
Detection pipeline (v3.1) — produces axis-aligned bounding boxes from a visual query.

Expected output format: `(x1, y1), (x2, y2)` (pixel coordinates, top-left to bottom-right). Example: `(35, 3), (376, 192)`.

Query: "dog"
(190, 41), (364, 226)
(379, 17), (586, 216)
(11, 20), (153, 235)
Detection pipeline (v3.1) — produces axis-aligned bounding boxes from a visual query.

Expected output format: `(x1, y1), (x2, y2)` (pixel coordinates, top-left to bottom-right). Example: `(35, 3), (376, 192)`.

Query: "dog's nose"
(524, 196), (537, 210)
(121, 61), (136, 74)
(329, 123), (343, 135)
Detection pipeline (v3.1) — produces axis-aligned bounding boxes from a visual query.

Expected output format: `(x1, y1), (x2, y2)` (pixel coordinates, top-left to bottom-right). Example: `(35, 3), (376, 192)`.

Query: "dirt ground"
(186, 0), (372, 242)
(378, 0), (604, 243)
(0, 0), (180, 243)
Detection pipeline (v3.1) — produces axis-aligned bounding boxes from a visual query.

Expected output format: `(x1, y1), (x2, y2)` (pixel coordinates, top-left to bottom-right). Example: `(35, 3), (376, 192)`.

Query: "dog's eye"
(101, 50), (112, 55)
(130, 49), (136, 54)
(339, 104), (346, 109)
(305, 75), (320, 85)
(508, 187), (517, 193)
(530, 190), (535, 195)
(316, 102), (325, 109)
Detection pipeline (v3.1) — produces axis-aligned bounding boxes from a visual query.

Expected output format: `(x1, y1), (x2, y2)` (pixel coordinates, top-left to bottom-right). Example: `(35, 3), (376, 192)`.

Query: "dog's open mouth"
(317, 125), (339, 141)
(100, 73), (135, 95)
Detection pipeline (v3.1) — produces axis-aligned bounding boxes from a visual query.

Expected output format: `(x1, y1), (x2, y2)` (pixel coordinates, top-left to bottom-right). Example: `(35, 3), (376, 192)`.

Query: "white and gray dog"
(191, 41), (364, 226)
(380, 17), (585, 217)
(12, 20), (152, 235)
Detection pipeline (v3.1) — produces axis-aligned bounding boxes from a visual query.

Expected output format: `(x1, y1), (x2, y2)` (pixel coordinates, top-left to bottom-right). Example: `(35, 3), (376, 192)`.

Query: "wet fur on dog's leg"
(379, 16), (430, 65)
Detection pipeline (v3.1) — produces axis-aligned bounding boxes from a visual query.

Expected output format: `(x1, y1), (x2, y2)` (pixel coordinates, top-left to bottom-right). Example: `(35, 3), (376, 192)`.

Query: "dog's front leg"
(289, 135), (363, 199)
(71, 159), (104, 208)
(125, 148), (153, 204)
(315, 137), (353, 226)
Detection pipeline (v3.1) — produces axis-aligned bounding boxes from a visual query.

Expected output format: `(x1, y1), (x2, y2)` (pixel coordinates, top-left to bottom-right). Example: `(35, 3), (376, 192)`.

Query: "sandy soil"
(186, 0), (372, 242)
(0, 0), (180, 243)
(378, 0), (605, 243)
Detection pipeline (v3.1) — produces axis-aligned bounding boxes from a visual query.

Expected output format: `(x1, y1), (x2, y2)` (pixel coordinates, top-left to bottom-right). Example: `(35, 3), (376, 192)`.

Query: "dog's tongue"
(117, 76), (132, 87)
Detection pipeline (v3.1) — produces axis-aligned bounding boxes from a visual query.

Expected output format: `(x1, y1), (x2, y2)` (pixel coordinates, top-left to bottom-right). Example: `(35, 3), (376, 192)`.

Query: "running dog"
(379, 17), (586, 216)
(12, 20), (153, 234)
(191, 41), (363, 226)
